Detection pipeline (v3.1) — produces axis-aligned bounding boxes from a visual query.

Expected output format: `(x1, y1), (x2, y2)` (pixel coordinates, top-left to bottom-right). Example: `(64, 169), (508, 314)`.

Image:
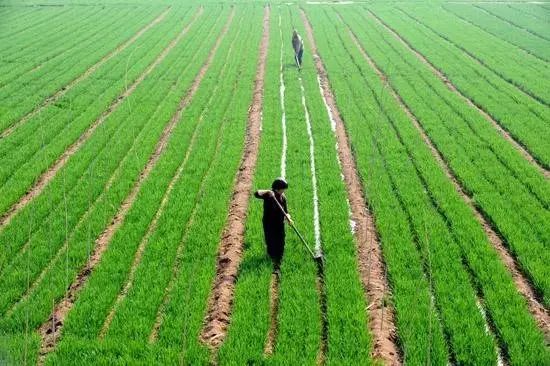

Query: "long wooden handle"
(271, 193), (316, 258)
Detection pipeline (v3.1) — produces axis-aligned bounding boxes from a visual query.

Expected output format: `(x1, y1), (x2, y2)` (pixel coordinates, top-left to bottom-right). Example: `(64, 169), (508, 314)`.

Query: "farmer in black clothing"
(292, 29), (304, 68)
(254, 178), (293, 273)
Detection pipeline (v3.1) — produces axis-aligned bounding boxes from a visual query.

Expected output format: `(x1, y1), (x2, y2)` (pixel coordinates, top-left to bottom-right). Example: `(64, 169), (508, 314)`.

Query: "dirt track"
(301, 9), (401, 365)
(200, 5), (270, 350)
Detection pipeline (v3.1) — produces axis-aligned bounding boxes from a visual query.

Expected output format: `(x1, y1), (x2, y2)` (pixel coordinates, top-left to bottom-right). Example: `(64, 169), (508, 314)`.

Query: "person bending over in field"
(255, 178), (293, 275)
(292, 29), (304, 68)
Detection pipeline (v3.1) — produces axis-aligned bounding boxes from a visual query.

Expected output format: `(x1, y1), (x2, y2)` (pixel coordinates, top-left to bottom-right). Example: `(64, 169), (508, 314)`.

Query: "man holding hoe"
(255, 178), (293, 274)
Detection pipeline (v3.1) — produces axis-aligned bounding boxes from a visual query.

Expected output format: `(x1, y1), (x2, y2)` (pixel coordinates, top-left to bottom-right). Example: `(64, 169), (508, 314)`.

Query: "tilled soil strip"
(263, 273), (281, 356)
(0, 8), (201, 233)
(368, 10), (549, 179)
(0, 7), (171, 139)
(35, 7), (228, 364)
(300, 10), (401, 365)
(200, 5), (270, 350)
(346, 21), (550, 342)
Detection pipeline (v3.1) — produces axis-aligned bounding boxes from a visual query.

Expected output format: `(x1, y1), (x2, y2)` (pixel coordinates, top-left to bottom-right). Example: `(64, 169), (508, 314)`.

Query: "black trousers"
(296, 49), (303, 67)
(263, 223), (285, 265)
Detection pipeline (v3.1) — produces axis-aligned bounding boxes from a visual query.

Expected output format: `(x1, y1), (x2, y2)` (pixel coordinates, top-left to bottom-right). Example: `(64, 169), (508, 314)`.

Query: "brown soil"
(0, 8), (203, 233)
(0, 7), (171, 140)
(301, 10), (401, 365)
(35, 8), (213, 364)
(367, 10), (549, 179)
(264, 273), (281, 356)
(200, 6), (270, 350)
(348, 22), (550, 342)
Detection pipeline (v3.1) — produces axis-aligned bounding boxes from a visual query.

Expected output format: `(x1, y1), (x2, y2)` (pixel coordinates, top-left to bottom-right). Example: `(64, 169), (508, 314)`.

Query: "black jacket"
(254, 191), (288, 228)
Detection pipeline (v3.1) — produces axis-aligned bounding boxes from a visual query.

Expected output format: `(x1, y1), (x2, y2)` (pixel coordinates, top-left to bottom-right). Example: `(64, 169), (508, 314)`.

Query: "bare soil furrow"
(301, 10), (401, 365)
(347, 21), (550, 342)
(368, 10), (549, 179)
(0, 8), (202, 233)
(200, 6), (269, 350)
(35, 8), (214, 363)
(0, 7), (171, 139)
(264, 273), (281, 356)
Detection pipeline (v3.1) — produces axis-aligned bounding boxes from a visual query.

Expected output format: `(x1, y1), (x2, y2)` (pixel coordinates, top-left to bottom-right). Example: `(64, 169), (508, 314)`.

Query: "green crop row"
(476, 3), (550, 41)
(0, 5), (227, 364)
(364, 5), (550, 304)
(221, 5), (372, 364)
(0, 6), (108, 82)
(0, 6), (161, 128)
(508, 3), (550, 22)
(65, 3), (246, 344)
(369, 6), (550, 169)
(306, 7), (448, 364)
(443, 4), (550, 62)
(321, 7), (495, 364)
(0, 6), (66, 40)
(0, 6), (196, 220)
(308, 5), (548, 365)
(0, 5), (200, 277)
(0, 4), (220, 320)
(266, 9), (321, 363)
(0, 6), (79, 60)
(396, 4), (550, 106)
(0, 5), (216, 318)
(47, 5), (263, 364)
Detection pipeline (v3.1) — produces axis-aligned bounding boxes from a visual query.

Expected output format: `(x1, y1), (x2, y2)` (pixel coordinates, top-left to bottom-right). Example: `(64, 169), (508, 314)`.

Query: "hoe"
(273, 195), (324, 265)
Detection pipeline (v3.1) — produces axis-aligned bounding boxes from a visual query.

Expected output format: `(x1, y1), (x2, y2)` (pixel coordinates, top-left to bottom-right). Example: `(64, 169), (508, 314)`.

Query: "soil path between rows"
(347, 19), (550, 342)
(0, 6), (171, 139)
(200, 5), (270, 350)
(301, 9), (401, 365)
(368, 10), (549, 179)
(34, 7), (237, 364)
(0, 8), (201, 233)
